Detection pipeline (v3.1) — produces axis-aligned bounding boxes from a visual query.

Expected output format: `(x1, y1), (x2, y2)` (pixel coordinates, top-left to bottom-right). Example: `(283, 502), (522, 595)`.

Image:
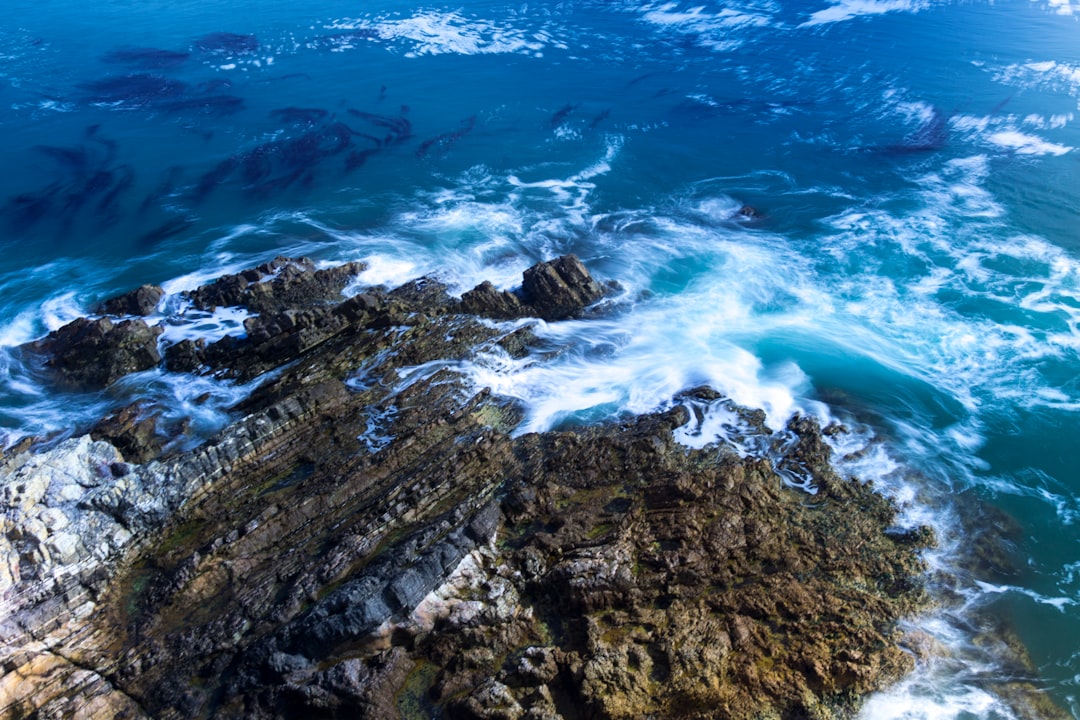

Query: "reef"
(1, 256), (935, 719)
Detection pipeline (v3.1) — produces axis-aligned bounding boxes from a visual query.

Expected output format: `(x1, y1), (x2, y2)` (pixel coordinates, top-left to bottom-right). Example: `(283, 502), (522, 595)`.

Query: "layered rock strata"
(2, 255), (934, 719)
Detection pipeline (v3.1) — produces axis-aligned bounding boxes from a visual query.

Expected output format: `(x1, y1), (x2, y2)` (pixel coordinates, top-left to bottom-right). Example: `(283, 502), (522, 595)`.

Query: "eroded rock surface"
(2, 256), (938, 720)
(22, 316), (162, 390)
(97, 284), (166, 317)
(461, 254), (610, 321)
(184, 256), (367, 314)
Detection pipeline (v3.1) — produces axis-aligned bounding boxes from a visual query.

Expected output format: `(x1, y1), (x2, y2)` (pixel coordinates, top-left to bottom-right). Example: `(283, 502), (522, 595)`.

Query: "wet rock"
(462, 255), (608, 321)
(521, 254), (606, 321)
(89, 402), (162, 464)
(185, 256), (365, 313)
(24, 316), (162, 390)
(98, 284), (166, 316)
(460, 280), (524, 319)
(0, 257), (952, 720)
(162, 337), (206, 374)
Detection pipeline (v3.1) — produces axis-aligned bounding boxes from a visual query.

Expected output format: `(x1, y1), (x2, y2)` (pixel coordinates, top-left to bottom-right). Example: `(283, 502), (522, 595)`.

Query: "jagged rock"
(162, 338), (206, 373)
(455, 678), (525, 720)
(98, 284), (166, 316)
(90, 402), (161, 464)
(521, 254), (606, 320)
(96, 282), (164, 317)
(185, 256), (366, 313)
(0, 436), (134, 606)
(171, 295), (376, 381)
(24, 317), (162, 390)
(462, 255), (607, 321)
(460, 281), (525, 319)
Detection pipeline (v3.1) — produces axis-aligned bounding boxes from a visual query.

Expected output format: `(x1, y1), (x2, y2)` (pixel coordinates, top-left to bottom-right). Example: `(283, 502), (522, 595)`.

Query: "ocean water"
(2, 0), (1079, 716)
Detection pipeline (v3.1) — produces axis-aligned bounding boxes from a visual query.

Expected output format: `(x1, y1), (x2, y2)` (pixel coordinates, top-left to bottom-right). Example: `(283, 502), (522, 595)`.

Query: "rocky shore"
(1, 256), (935, 719)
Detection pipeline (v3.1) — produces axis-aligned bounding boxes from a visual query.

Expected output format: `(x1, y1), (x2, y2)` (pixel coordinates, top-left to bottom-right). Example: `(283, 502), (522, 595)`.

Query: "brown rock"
(460, 280), (524, 319)
(90, 402), (163, 463)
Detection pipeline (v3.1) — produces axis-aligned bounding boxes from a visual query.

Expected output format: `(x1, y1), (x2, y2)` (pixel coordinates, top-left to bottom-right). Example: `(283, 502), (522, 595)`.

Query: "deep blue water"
(2, 1), (1080, 716)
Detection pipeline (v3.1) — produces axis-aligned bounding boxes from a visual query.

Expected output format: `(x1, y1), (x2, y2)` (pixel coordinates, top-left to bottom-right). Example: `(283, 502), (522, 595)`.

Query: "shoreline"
(0, 256), (1054, 719)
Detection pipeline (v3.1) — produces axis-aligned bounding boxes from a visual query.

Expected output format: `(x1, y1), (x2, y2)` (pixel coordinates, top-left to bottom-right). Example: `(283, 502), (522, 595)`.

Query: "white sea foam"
(324, 11), (551, 58)
(986, 130), (1072, 155)
(672, 399), (745, 450)
(159, 253), (260, 296)
(351, 253), (422, 290)
(951, 114), (1074, 157)
(358, 405), (398, 453)
(637, 1), (776, 51)
(157, 306), (251, 345)
(859, 675), (1018, 720)
(799, 0), (928, 27)
(39, 292), (83, 332)
(1022, 113), (1074, 130)
(448, 219), (830, 436)
(807, 154), (1080, 415)
(0, 311), (37, 350)
(974, 581), (1076, 612)
(290, 142), (626, 298)
(993, 60), (1080, 97)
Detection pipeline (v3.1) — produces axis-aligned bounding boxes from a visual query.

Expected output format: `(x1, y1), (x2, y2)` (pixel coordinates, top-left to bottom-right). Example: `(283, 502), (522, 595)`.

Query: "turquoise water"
(2, 0), (1080, 715)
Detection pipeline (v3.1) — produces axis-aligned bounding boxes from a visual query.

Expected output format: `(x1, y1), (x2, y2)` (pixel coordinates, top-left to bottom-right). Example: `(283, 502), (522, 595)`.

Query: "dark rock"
(25, 316), (162, 389)
(462, 255), (608, 321)
(521, 254), (606, 321)
(185, 256), (365, 313)
(163, 337), (206, 373)
(460, 280), (524, 319)
(90, 402), (164, 463)
(98, 283), (166, 316)
(495, 326), (538, 359)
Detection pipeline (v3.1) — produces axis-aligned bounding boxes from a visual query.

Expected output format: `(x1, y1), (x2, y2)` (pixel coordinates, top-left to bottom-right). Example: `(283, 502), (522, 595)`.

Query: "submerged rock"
(1, 255), (941, 720)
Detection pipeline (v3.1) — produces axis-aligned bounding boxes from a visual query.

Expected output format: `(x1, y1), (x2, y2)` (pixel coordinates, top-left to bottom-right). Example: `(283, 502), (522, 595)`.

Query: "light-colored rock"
(0, 437), (129, 604)
(49, 533), (81, 565)
(38, 508), (69, 532)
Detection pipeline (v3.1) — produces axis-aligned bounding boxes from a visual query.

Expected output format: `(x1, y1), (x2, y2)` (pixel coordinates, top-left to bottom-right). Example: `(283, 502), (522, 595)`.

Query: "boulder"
(97, 284), (166, 316)
(25, 316), (162, 390)
(521, 254), (606, 320)
(462, 255), (608, 321)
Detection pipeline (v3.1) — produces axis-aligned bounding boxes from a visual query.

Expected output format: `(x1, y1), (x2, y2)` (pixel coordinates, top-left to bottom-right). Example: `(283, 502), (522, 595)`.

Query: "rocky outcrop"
(221, 406), (928, 720)
(0, 435), (136, 612)
(91, 402), (185, 464)
(184, 255), (366, 314)
(22, 317), (162, 390)
(461, 254), (610, 321)
(1, 256), (937, 720)
(98, 284), (166, 316)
